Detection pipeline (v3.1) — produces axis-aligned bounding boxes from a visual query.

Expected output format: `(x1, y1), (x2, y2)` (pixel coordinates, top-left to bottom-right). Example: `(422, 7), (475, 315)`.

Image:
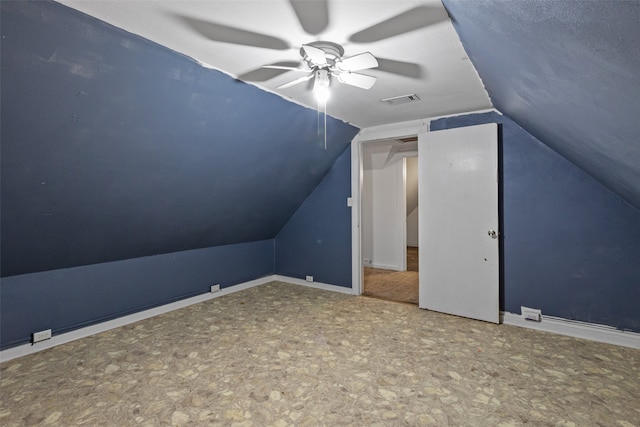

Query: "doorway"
(351, 120), (499, 323)
(350, 120), (428, 299)
(359, 138), (419, 304)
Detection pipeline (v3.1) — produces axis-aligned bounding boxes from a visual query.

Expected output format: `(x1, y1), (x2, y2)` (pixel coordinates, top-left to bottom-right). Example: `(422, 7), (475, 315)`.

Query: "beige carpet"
(406, 246), (418, 272)
(363, 247), (419, 304)
(1, 281), (638, 426)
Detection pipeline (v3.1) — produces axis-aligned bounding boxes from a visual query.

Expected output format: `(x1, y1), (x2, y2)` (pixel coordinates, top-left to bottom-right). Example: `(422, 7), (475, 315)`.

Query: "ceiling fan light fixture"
(313, 69), (331, 103)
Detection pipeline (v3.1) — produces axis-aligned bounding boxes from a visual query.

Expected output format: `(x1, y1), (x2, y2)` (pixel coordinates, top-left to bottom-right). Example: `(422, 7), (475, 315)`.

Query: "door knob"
(488, 229), (498, 239)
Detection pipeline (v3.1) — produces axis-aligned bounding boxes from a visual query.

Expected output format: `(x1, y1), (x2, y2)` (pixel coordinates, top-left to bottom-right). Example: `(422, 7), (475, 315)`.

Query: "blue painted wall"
(442, 0), (640, 210)
(275, 147), (352, 288)
(0, 240), (274, 349)
(0, 1), (359, 277)
(0, 1), (359, 349)
(431, 112), (640, 332)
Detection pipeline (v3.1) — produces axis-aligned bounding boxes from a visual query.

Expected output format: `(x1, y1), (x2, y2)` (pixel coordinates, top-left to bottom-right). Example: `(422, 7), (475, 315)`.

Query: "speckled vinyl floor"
(1, 281), (639, 426)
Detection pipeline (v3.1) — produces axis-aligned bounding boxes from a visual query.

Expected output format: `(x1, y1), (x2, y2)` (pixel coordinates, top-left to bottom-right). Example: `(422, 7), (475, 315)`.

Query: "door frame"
(350, 119), (429, 296)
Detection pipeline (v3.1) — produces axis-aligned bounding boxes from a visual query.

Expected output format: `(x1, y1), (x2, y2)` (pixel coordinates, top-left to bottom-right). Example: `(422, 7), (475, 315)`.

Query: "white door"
(418, 123), (499, 323)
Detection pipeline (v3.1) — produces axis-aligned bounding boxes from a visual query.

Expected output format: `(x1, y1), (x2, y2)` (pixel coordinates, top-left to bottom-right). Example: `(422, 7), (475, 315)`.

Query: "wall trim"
(369, 263), (403, 271)
(501, 311), (640, 349)
(353, 119), (430, 144)
(351, 120), (430, 297)
(4, 279), (638, 362)
(0, 275), (352, 363)
(272, 274), (354, 295)
(425, 108), (500, 124)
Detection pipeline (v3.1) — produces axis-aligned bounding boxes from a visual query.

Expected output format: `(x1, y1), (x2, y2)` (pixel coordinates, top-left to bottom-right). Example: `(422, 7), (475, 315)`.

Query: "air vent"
(381, 94), (421, 106)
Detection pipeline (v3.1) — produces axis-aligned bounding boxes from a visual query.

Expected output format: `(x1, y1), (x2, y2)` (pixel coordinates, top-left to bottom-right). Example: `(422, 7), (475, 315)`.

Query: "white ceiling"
(57, 0), (492, 128)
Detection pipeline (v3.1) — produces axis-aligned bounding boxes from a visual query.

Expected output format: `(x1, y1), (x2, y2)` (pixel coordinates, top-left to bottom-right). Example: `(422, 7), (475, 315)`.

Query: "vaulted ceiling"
(56, 0), (640, 210)
(0, 1), (359, 276)
(55, 0), (492, 128)
(3, 0), (639, 276)
(442, 0), (640, 210)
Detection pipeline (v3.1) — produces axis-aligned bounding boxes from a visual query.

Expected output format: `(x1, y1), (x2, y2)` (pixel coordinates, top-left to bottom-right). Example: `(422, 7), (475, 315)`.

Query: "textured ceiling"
(443, 0), (640, 210)
(56, 0), (493, 128)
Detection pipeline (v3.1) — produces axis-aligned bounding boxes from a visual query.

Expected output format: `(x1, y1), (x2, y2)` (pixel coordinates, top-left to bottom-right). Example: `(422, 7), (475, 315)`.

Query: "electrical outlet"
(521, 306), (542, 322)
(210, 284), (221, 293)
(306, 275), (314, 282)
(32, 329), (52, 343)
(363, 258), (371, 265)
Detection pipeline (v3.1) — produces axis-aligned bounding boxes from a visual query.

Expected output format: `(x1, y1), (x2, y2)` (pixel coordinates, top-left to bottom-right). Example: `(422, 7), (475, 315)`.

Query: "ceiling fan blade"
(262, 65), (306, 72)
(261, 60), (306, 72)
(289, 0), (329, 35)
(348, 5), (448, 43)
(337, 52), (378, 72)
(302, 44), (327, 66)
(277, 73), (314, 89)
(376, 57), (423, 78)
(262, 65), (298, 70)
(337, 72), (377, 90)
(177, 15), (289, 50)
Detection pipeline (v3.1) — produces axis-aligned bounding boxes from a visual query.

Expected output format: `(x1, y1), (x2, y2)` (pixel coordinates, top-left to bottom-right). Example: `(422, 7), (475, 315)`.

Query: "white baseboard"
(5, 280), (638, 362)
(369, 263), (403, 271)
(0, 275), (274, 363)
(406, 241), (419, 248)
(273, 274), (355, 295)
(0, 275), (353, 363)
(501, 311), (640, 349)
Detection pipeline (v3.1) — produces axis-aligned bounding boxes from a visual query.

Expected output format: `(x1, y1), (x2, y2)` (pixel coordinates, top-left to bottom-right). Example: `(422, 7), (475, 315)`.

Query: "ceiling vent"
(381, 94), (421, 106)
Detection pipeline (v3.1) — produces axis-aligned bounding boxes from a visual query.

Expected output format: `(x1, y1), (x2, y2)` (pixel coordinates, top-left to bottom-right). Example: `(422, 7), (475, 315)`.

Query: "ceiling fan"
(263, 41), (379, 102)
(176, 1), (448, 102)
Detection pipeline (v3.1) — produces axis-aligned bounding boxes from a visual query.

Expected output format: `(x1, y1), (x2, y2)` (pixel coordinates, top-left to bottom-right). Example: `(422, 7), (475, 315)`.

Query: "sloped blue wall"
(0, 1), (359, 277)
(442, 0), (640, 210)
(431, 112), (640, 332)
(0, 240), (274, 349)
(275, 147), (352, 288)
(0, 1), (359, 349)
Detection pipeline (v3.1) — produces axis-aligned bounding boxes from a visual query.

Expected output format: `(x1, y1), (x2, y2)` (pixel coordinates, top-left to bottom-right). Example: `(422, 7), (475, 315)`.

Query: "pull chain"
(324, 102), (327, 150)
(317, 103), (320, 136)
(317, 100), (327, 150)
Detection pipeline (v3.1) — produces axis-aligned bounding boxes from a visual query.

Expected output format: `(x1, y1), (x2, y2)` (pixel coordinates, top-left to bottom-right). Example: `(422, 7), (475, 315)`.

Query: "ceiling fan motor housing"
(301, 41), (345, 68)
